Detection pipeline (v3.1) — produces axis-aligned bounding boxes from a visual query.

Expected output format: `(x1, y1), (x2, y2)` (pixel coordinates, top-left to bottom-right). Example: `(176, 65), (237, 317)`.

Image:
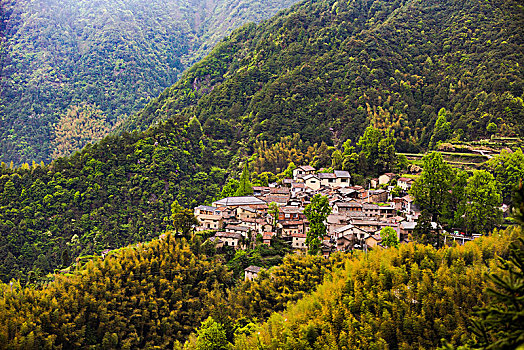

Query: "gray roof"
(245, 265), (262, 273)
(334, 170), (351, 178)
(213, 196), (266, 207)
(299, 165), (316, 171)
(303, 174), (320, 181)
(318, 173), (336, 179)
(225, 225), (250, 232)
(401, 221), (417, 230)
(196, 205), (217, 211)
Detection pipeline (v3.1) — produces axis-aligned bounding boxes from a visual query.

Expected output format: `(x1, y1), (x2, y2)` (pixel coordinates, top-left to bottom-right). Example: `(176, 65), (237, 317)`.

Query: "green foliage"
(380, 226), (399, 248)
(303, 194), (331, 255)
(194, 317), (230, 350)
(483, 148), (524, 203)
(410, 152), (455, 246)
(462, 170), (503, 235)
(357, 126), (397, 175)
(429, 108), (452, 149)
(171, 201), (199, 237)
(0, 0), (299, 164)
(121, 0), (523, 159)
(0, 117), (228, 282)
(234, 162), (253, 197)
(236, 228), (521, 349)
(0, 233), (235, 348)
(469, 236), (524, 349)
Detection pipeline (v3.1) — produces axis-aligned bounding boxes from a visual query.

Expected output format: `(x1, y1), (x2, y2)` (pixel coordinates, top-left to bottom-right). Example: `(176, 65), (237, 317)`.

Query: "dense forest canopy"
(123, 0), (523, 153)
(0, 226), (520, 349)
(0, 0), (299, 164)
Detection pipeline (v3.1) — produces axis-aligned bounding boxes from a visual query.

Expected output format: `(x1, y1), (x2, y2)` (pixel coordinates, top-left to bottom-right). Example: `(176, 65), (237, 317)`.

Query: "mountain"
(122, 0), (523, 153)
(0, 0), (299, 164)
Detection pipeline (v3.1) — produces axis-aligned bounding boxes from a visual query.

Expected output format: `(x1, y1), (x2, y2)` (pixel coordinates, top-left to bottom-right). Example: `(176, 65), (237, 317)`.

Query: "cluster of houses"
(194, 166), (438, 269)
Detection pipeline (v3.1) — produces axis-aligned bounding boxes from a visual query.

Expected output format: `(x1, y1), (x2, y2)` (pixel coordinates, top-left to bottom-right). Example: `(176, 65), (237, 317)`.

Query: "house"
(280, 220), (305, 237)
(370, 178), (379, 189)
(379, 173), (395, 185)
(291, 182), (305, 196)
(215, 232), (243, 249)
(318, 172), (337, 187)
(212, 196), (267, 208)
(337, 235), (355, 251)
(291, 233), (307, 252)
(292, 165), (316, 179)
(334, 170), (351, 187)
(352, 219), (381, 232)
(333, 200), (362, 214)
(236, 206), (258, 221)
(365, 234), (383, 249)
(252, 186), (270, 196)
(278, 206), (304, 221)
(332, 224), (368, 240)
(369, 189), (388, 203)
(194, 205), (224, 231)
(263, 195), (289, 206)
(225, 225), (250, 237)
(378, 204), (396, 218)
(270, 187), (290, 196)
(322, 242), (335, 258)
(362, 203), (381, 217)
(245, 265), (262, 281)
(327, 213), (351, 235)
(398, 177), (415, 191)
(400, 221), (417, 241)
(262, 232), (273, 245)
(303, 174), (321, 190)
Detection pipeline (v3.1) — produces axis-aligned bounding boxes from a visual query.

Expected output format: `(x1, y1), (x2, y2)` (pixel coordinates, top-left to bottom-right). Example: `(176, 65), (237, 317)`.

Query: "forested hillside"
(230, 227), (522, 350)
(0, 232), (340, 349)
(0, 116), (231, 282)
(0, 226), (520, 349)
(123, 0), (524, 153)
(0, 0), (299, 164)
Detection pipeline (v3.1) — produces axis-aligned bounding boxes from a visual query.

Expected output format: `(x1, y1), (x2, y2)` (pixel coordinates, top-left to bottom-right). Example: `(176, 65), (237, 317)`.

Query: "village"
(193, 165), (476, 278)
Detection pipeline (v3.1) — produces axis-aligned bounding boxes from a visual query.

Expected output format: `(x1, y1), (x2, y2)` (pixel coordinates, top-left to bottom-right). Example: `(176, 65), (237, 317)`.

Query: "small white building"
(303, 174), (321, 190)
(292, 165), (316, 180)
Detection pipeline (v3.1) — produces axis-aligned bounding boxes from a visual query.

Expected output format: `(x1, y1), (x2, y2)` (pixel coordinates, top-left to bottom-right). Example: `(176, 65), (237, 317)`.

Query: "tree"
(357, 126), (396, 175)
(171, 201), (199, 237)
(380, 227), (399, 248)
(303, 194), (331, 255)
(195, 317), (230, 350)
(280, 162), (297, 179)
(429, 108), (451, 149)
(410, 152), (455, 248)
(461, 170), (503, 235)
(234, 162), (253, 196)
(484, 148), (524, 204)
(218, 178), (240, 199)
(486, 122), (498, 135)
(268, 202), (280, 231)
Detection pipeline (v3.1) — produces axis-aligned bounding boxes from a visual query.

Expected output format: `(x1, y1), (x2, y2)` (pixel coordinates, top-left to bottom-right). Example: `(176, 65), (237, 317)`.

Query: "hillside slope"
(0, 0), (299, 164)
(123, 0), (524, 153)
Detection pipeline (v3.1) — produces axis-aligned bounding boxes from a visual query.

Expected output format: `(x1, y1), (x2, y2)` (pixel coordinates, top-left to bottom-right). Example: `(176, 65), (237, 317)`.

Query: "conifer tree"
(234, 162), (253, 196)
